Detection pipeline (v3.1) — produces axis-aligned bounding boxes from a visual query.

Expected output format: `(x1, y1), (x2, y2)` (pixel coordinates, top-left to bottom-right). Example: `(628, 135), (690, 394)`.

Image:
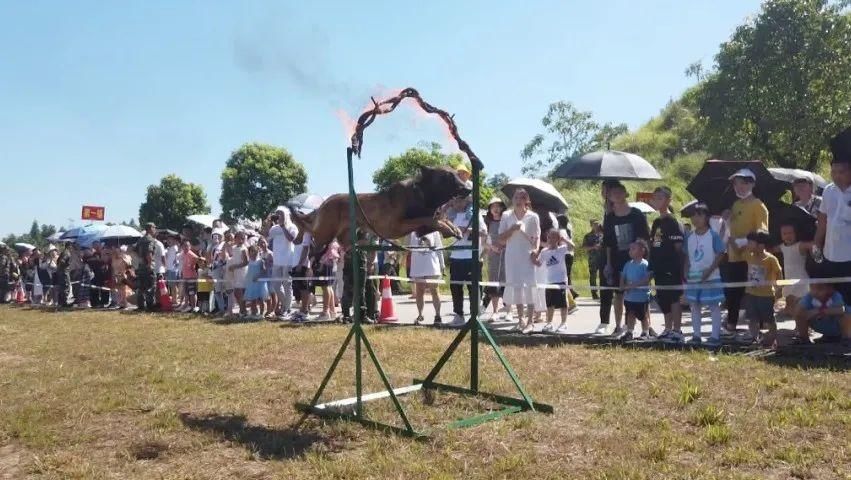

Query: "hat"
(456, 163), (472, 175)
(487, 197), (506, 209)
(144, 222), (156, 229)
(830, 127), (851, 164)
(46, 244), (57, 253)
(728, 168), (756, 181)
(792, 172), (815, 184)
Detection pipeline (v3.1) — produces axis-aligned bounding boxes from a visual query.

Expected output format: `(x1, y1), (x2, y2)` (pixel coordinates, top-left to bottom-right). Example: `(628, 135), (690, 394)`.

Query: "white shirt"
(449, 212), (487, 260)
(819, 182), (851, 262)
(537, 245), (569, 284)
(268, 223), (298, 267)
(293, 232), (313, 268)
(559, 228), (575, 255)
(686, 229), (724, 280)
(408, 232), (444, 278)
(152, 240), (166, 274)
(165, 244), (179, 272)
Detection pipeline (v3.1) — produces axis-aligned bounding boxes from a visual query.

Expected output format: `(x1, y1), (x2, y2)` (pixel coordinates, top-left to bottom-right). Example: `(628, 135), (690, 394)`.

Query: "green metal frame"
(296, 147), (552, 437)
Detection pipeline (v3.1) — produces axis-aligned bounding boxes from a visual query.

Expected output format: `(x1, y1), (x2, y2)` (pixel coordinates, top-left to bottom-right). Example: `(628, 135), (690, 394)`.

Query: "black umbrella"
(766, 200), (817, 244)
(552, 150), (662, 180)
(686, 160), (786, 215)
(768, 167), (828, 196)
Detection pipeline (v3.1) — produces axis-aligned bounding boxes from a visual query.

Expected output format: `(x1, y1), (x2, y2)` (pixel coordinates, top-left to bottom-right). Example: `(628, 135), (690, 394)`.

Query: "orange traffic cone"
(157, 277), (172, 312)
(378, 276), (398, 324)
(15, 283), (26, 304)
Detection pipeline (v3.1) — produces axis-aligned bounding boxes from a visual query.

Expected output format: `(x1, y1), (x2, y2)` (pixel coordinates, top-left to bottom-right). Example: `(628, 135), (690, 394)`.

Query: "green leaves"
(219, 143), (308, 222)
(139, 174), (210, 230)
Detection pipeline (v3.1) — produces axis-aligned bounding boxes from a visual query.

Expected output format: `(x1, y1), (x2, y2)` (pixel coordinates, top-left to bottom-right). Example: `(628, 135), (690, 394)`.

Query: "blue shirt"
(800, 291), (845, 314)
(622, 259), (651, 303)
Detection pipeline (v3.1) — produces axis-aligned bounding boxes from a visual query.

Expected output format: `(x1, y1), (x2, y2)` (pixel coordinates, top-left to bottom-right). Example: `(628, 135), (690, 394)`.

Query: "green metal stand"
(296, 147), (551, 437)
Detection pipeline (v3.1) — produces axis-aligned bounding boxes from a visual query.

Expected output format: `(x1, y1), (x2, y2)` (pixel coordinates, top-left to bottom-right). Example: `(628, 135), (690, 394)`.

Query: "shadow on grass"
(179, 412), (326, 460)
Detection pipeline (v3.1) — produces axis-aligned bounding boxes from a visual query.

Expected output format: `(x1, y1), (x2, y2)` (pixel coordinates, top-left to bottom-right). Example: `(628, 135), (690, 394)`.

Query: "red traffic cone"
(378, 276), (398, 324)
(15, 283), (26, 304)
(157, 277), (172, 312)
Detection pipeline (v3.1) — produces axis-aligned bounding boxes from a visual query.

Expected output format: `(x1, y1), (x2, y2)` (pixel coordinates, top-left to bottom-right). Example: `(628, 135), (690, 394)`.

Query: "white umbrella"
(501, 178), (569, 213)
(629, 201), (656, 214)
(98, 225), (142, 241)
(186, 214), (217, 228)
(14, 242), (36, 252)
(47, 232), (64, 242)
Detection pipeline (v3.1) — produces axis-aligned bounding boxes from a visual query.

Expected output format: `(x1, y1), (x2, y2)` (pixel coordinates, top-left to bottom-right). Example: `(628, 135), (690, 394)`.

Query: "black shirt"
(603, 207), (650, 268)
(649, 215), (684, 278)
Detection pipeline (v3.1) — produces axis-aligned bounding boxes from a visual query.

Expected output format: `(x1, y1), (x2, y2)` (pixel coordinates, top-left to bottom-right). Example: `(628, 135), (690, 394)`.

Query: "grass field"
(1, 306), (849, 479)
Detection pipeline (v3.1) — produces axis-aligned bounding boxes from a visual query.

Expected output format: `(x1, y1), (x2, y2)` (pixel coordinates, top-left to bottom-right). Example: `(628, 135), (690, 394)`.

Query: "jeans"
(588, 259), (600, 299)
(272, 265), (293, 313)
(449, 258), (475, 316)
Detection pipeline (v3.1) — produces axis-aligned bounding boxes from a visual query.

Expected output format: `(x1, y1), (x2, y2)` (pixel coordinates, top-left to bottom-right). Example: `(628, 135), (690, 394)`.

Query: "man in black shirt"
(598, 182), (650, 336)
(649, 186), (686, 343)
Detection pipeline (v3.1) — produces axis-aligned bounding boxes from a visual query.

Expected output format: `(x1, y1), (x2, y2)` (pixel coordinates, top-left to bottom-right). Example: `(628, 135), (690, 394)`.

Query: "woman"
(110, 246), (131, 309)
(42, 246), (58, 306)
(408, 230), (445, 325)
(722, 169), (768, 333)
(483, 197), (507, 320)
(257, 237), (275, 319)
(498, 188), (541, 333)
(227, 231), (249, 317)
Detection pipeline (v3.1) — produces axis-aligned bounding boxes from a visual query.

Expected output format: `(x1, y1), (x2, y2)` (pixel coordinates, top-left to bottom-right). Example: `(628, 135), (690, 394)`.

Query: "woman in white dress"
(498, 188), (541, 333)
(408, 231), (445, 325)
(226, 231), (249, 317)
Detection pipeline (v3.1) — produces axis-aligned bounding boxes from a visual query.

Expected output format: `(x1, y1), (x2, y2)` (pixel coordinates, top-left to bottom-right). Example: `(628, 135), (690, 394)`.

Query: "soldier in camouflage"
(0, 244), (12, 303)
(55, 244), (72, 307)
(135, 223), (158, 311)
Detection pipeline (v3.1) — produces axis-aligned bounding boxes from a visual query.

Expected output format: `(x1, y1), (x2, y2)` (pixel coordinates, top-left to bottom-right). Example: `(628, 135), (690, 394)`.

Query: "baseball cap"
(728, 168), (756, 181)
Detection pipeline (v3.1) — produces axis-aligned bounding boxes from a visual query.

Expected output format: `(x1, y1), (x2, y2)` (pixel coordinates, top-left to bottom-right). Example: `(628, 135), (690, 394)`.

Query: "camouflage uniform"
(135, 234), (157, 311)
(55, 248), (72, 307)
(0, 247), (11, 303)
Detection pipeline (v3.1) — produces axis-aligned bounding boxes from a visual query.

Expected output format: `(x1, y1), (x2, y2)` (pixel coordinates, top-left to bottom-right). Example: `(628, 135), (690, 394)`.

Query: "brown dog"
(291, 165), (471, 249)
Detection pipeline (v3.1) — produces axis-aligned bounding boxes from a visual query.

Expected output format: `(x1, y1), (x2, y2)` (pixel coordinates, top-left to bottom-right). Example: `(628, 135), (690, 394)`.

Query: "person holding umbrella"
(722, 169), (769, 334)
(793, 174), (822, 217)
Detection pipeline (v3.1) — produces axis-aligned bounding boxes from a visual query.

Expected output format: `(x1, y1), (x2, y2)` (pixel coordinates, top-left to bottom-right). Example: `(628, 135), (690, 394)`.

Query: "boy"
(618, 240), (653, 341)
(794, 283), (851, 346)
(180, 240), (200, 313)
(684, 203), (726, 345)
(814, 127), (851, 304)
(743, 230), (782, 346)
(649, 186), (686, 343)
(533, 229), (573, 333)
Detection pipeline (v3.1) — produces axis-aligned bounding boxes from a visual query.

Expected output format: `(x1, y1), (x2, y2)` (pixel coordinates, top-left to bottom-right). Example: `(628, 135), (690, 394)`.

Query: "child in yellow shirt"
(744, 230), (782, 346)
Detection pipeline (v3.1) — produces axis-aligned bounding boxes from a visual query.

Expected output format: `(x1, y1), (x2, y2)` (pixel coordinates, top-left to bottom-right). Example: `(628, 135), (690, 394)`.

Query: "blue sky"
(0, 0), (762, 236)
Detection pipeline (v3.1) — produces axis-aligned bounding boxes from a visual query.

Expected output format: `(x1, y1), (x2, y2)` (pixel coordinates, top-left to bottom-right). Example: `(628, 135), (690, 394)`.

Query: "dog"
(291, 165), (471, 249)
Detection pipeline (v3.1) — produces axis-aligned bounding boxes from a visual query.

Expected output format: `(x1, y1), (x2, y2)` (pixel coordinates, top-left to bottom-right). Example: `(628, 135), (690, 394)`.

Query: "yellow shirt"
(745, 251), (781, 297)
(197, 269), (213, 293)
(728, 198), (768, 262)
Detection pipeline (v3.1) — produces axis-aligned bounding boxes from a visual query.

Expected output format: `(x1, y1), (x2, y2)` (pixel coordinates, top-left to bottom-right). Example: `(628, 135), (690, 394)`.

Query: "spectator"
(743, 230), (782, 346)
(774, 223), (811, 316)
(618, 240), (652, 340)
(483, 197), (507, 320)
(794, 283), (851, 346)
(55, 244), (72, 308)
(533, 229), (572, 333)
(792, 174), (822, 217)
(267, 207), (298, 320)
(408, 231), (444, 325)
(43, 245), (58, 306)
(599, 182), (650, 336)
(316, 239), (340, 321)
(723, 169), (769, 334)
(0, 244), (12, 303)
(447, 195), (484, 326)
(135, 223), (158, 311)
(30, 248), (44, 305)
(684, 203), (726, 345)
(88, 242), (111, 308)
(180, 240), (200, 313)
(556, 214), (578, 300)
(164, 235), (181, 304)
(582, 220), (603, 300)
(290, 230), (314, 322)
(243, 245), (269, 320)
(226, 231), (249, 317)
(341, 230), (377, 323)
(814, 127), (851, 304)
(256, 237), (275, 319)
(649, 186), (686, 343)
(498, 188), (541, 333)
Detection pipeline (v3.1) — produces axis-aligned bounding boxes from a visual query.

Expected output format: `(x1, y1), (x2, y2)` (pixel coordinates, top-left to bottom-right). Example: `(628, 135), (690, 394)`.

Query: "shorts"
(545, 283), (567, 309)
(684, 278), (725, 305)
(744, 294), (775, 327)
(810, 314), (846, 338)
(624, 301), (648, 322)
(291, 266), (314, 296)
(184, 279), (198, 296)
(166, 270), (179, 283)
(653, 272), (682, 314)
(313, 263), (335, 287)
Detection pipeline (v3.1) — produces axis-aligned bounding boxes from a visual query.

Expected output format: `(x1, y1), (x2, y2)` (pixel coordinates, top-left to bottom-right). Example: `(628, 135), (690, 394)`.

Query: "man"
(447, 195), (487, 325)
(55, 244), (72, 308)
(87, 241), (111, 308)
(582, 220), (603, 300)
(0, 244), (12, 303)
(814, 127), (851, 304)
(649, 186), (686, 343)
(135, 222), (158, 311)
(793, 173), (822, 217)
(267, 207), (298, 319)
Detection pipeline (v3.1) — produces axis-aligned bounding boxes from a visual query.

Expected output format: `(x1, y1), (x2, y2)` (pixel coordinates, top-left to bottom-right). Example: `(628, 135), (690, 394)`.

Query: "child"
(533, 229), (573, 333)
(196, 258), (213, 313)
(794, 283), (851, 346)
(180, 240), (200, 313)
(774, 223), (811, 316)
(743, 230), (782, 346)
(684, 204), (726, 345)
(243, 245), (269, 320)
(317, 239), (341, 321)
(618, 240), (652, 340)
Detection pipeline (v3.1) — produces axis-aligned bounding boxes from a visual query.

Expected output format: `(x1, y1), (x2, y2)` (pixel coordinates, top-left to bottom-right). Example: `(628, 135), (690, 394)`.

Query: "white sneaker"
(316, 313), (331, 321)
(542, 323), (554, 333)
(191, 307), (200, 313)
(556, 324), (570, 333)
(522, 323), (535, 334)
(593, 323), (609, 335)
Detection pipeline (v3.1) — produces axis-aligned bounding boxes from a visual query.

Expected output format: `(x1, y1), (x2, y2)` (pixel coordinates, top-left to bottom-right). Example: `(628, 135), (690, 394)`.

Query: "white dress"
(780, 243), (809, 298)
(499, 210), (540, 305)
(408, 232), (444, 278)
(227, 244), (249, 289)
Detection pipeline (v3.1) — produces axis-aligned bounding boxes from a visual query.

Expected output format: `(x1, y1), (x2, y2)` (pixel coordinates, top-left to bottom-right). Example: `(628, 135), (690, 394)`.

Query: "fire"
(334, 108), (357, 143)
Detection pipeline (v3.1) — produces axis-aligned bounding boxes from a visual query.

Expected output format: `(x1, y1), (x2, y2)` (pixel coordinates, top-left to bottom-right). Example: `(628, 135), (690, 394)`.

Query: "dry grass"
(0, 306), (849, 479)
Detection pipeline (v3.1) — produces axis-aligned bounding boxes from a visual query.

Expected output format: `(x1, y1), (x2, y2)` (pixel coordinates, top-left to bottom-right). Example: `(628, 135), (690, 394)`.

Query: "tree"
(521, 101), (628, 175)
(373, 143), (495, 207)
(696, 0), (851, 170)
(486, 172), (511, 190)
(220, 143), (308, 221)
(139, 174), (210, 230)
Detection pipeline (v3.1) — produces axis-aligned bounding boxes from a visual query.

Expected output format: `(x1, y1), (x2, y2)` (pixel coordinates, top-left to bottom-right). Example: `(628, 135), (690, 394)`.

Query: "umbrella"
(552, 150), (662, 180)
(686, 160), (786, 215)
(186, 214), (217, 228)
(766, 200), (817, 244)
(287, 193), (325, 214)
(47, 232), (64, 242)
(14, 242), (35, 252)
(97, 225), (142, 244)
(680, 199), (699, 218)
(501, 178), (569, 213)
(768, 167), (828, 195)
(60, 223), (108, 240)
(629, 201), (656, 214)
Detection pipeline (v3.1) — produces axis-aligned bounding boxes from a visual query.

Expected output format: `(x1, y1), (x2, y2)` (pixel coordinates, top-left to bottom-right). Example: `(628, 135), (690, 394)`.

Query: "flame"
(334, 108), (357, 143)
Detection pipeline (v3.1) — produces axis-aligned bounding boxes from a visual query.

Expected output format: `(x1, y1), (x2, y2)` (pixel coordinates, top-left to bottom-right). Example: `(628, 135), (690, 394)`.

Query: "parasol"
(686, 160), (786, 215)
(552, 150), (662, 180)
(501, 178), (569, 213)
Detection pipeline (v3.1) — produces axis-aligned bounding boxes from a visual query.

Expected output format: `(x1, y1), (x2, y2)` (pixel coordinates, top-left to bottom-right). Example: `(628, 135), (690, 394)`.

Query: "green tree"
(220, 143), (308, 221)
(486, 172), (511, 191)
(696, 0), (851, 170)
(139, 174), (210, 230)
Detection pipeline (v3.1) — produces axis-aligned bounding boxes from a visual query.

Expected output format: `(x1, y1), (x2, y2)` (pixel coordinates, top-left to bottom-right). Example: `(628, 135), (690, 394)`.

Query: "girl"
(408, 230), (444, 325)
(227, 231), (249, 317)
(685, 204), (726, 345)
(179, 240), (200, 313)
(110, 246), (131, 309)
(209, 232), (228, 315)
(257, 238), (276, 319)
(317, 239), (341, 321)
(774, 222), (811, 316)
(483, 197), (507, 320)
(243, 245), (269, 320)
(498, 188), (541, 334)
